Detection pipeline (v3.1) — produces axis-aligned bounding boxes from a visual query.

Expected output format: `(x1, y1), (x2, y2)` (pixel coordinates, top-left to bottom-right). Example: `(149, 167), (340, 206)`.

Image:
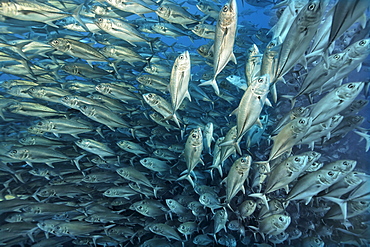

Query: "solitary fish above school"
(199, 0), (238, 95)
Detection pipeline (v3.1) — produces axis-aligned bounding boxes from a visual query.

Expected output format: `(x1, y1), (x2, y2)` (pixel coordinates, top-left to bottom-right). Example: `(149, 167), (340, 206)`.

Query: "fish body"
(156, 3), (198, 27)
(49, 38), (107, 64)
(223, 156), (252, 207)
(245, 44), (262, 85)
(169, 51), (191, 114)
(309, 82), (364, 125)
(275, 0), (326, 81)
(286, 168), (341, 204)
(75, 138), (115, 158)
(267, 117), (312, 163)
(78, 104), (130, 131)
(143, 93), (181, 128)
(6, 145), (70, 168)
(94, 17), (149, 46)
(199, 0), (238, 95)
(178, 127), (203, 186)
(229, 74), (271, 154)
(265, 154), (309, 194)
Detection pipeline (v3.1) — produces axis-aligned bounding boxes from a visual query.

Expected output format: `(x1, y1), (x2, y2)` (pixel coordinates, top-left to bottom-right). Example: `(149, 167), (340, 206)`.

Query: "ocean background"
(0, 0), (369, 246)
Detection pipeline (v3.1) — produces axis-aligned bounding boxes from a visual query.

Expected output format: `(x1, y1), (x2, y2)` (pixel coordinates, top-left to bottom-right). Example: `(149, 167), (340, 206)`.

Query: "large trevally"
(199, 0), (237, 95)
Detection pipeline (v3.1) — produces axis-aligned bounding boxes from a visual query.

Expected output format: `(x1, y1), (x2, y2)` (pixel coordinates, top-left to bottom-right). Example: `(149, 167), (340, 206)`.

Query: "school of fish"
(0, 0), (369, 246)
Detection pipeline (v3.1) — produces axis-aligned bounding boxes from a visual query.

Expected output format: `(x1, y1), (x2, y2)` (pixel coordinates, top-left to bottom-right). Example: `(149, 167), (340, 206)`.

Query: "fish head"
(219, 0), (237, 27)
(192, 24), (205, 36)
(78, 104), (95, 116)
(235, 156), (252, 170)
(149, 224), (164, 235)
(248, 44), (260, 56)
(291, 117), (312, 133)
(271, 214), (291, 230)
(347, 38), (370, 58)
(49, 38), (70, 52)
(338, 82), (364, 99)
(174, 50), (191, 71)
(291, 106), (310, 119)
(156, 4), (171, 18)
(187, 127), (203, 146)
(289, 155), (309, 171)
(94, 17), (112, 30)
(318, 169), (341, 185)
(143, 93), (160, 106)
(251, 74), (271, 95)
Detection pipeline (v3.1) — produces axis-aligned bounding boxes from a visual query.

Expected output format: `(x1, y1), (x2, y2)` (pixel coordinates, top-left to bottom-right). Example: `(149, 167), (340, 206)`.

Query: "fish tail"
(353, 130), (370, 152)
(281, 94), (296, 109)
(323, 196), (347, 220)
(199, 79), (220, 95)
(177, 173), (194, 187)
(249, 192), (269, 211)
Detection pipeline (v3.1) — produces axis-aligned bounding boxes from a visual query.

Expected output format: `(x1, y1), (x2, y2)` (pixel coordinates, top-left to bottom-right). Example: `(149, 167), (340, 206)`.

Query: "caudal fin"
(199, 79), (220, 95)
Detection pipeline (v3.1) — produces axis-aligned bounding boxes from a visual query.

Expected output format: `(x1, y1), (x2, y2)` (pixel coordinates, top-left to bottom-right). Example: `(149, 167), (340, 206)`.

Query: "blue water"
(0, 0), (369, 246)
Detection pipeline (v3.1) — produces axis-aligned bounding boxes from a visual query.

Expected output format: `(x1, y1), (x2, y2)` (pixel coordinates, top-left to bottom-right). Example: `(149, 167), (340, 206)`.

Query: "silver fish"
(178, 127), (204, 186)
(169, 50), (191, 115)
(199, 0), (238, 95)
(222, 156), (252, 208)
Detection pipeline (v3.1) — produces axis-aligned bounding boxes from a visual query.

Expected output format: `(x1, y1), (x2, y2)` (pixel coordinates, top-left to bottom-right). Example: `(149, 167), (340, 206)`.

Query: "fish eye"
(334, 55), (340, 59)
(11, 150), (17, 154)
(158, 7), (164, 11)
(308, 4), (315, 10)
(194, 25), (199, 30)
(258, 78), (263, 82)
(52, 40), (59, 45)
(98, 18), (103, 22)
(347, 84), (354, 88)
(359, 40), (366, 46)
(314, 238), (320, 243)
(222, 6), (228, 12)
(192, 133), (197, 138)
(299, 119), (306, 124)
(179, 55), (184, 60)
(328, 171), (334, 176)
(294, 157), (300, 162)
(343, 161), (348, 166)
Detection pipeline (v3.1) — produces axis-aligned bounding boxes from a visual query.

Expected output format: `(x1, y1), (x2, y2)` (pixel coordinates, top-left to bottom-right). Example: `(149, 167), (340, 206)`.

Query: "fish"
(156, 3), (199, 28)
(274, 0), (326, 82)
(250, 214), (291, 240)
(75, 138), (115, 159)
(49, 37), (108, 66)
(169, 50), (191, 115)
(199, 0), (238, 95)
(258, 116), (313, 174)
(286, 168), (342, 204)
(178, 127), (204, 186)
(309, 82), (364, 125)
(222, 156), (252, 209)
(94, 17), (151, 47)
(0, 0), (368, 246)
(225, 74), (271, 154)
